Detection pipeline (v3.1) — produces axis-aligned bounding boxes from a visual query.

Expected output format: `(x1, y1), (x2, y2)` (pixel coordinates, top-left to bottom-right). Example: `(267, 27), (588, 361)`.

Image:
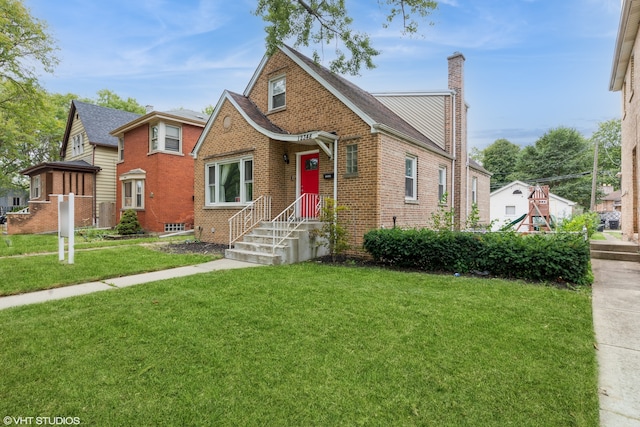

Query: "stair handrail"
(271, 193), (324, 253)
(228, 195), (271, 248)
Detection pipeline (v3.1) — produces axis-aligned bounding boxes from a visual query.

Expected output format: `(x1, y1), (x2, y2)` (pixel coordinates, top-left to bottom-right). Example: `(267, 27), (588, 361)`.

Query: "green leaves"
(254, 0), (437, 75)
(363, 228), (592, 285)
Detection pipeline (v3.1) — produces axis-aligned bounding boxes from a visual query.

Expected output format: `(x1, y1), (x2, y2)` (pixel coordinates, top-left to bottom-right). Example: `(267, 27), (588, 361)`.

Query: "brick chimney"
(448, 52), (468, 228)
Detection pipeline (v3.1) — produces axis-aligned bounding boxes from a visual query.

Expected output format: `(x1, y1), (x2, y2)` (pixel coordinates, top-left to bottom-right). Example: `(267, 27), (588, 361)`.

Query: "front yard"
(0, 263), (599, 426)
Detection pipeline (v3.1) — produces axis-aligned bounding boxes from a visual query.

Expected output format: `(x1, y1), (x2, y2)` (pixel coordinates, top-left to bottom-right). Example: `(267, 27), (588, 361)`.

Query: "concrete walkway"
(592, 234), (640, 426)
(0, 258), (262, 311)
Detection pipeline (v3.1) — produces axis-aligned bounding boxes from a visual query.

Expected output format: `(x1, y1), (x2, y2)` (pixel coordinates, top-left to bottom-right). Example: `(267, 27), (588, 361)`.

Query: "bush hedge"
(363, 228), (592, 286)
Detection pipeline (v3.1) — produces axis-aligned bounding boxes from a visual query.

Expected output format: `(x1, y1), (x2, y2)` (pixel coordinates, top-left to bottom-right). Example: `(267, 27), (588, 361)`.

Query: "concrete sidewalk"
(592, 246), (640, 427)
(0, 258), (262, 311)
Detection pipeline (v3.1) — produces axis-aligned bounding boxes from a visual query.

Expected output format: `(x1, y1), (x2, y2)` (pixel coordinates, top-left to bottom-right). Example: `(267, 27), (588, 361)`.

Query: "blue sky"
(24, 0), (622, 150)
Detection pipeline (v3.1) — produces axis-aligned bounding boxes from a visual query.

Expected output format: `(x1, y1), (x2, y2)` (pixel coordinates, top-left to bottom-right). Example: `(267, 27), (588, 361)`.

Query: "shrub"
(558, 212), (600, 238)
(115, 210), (142, 235)
(363, 228), (592, 286)
(310, 198), (350, 261)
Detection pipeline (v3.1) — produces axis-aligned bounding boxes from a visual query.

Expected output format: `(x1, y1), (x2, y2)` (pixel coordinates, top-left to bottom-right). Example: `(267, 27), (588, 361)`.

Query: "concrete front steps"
(590, 240), (640, 262)
(225, 221), (328, 265)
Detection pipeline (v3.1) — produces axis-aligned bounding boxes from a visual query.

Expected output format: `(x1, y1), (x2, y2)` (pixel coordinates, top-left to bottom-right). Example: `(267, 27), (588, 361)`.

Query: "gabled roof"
(193, 90), (337, 157)
(110, 108), (208, 137)
(610, 0), (640, 91)
(61, 101), (142, 156)
(490, 180), (576, 205)
(468, 158), (491, 176)
(244, 45), (447, 156)
(21, 160), (101, 176)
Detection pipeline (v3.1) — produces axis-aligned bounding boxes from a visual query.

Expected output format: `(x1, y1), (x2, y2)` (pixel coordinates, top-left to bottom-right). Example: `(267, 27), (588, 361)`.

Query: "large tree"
(0, 0), (58, 192)
(514, 127), (592, 208)
(477, 138), (521, 191)
(0, 0), (58, 104)
(0, 87), (76, 191)
(590, 118), (621, 190)
(93, 89), (146, 114)
(254, 0), (438, 75)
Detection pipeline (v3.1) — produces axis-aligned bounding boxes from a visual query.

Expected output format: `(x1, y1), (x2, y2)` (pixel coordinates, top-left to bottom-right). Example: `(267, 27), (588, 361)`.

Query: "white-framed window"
(471, 176), (478, 204)
(12, 197), (20, 206)
(122, 179), (144, 209)
(118, 137), (124, 161)
(149, 122), (182, 153)
(505, 205), (516, 216)
(438, 166), (447, 203)
(71, 134), (83, 156)
(269, 75), (286, 110)
(205, 157), (254, 205)
(346, 144), (358, 174)
(405, 155), (417, 200)
(30, 175), (41, 199)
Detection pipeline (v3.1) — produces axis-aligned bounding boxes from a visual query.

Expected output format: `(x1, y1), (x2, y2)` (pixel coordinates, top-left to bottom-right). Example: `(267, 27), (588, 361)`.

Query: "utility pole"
(590, 139), (599, 211)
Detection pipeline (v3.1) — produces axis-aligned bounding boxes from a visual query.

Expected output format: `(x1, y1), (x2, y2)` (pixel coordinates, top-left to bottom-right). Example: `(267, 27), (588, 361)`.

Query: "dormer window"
(149, 122), (182, 154)
(269, 75), (286, 110)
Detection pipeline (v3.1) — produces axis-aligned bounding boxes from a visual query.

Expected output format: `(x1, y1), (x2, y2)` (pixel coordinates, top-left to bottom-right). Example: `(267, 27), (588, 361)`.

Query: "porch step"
(226, 220), (327, 266)
(590, 241), (640, 262)
(225, 248), (283, 265)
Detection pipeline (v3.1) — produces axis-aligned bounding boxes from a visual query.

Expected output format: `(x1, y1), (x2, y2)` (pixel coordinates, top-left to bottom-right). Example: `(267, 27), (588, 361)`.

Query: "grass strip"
(0, 246), (215, 295)
(0, 234), (191, 257)
(0, 264), (598, 426)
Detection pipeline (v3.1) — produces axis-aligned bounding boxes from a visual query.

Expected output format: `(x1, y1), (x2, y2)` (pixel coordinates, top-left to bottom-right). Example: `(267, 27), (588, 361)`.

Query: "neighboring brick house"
(610, 0), (640, 243)
(110, 109), (208, 233)
(59, 100), (141, 227)
(7, 161), (99, 234)
(192, 45), (490, 260)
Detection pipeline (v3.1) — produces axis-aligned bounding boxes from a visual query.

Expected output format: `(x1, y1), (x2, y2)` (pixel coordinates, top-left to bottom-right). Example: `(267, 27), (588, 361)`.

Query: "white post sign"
(58, 193), (75, 264)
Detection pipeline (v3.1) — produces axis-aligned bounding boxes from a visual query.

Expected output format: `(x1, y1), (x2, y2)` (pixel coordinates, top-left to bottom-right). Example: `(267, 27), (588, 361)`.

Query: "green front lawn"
(0, 232), (192, 257)
(0, 246), (216, 296)
(0, 264), (599, 426)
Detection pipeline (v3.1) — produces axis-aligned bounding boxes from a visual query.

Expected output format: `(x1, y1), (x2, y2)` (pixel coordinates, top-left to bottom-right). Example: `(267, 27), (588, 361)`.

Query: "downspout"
(92, 144), (97, 226)
(451, 90), (456, 231)
(333, 140), (338, 206)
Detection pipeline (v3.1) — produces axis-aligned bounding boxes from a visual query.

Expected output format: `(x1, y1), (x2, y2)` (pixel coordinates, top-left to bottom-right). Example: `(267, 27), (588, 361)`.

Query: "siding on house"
(374, 93), (448, 149)
(489, 181), (575, 231)
(93, 145), (118, 208)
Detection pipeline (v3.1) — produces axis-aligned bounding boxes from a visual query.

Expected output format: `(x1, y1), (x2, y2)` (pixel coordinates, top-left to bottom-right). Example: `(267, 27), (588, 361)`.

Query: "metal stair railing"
(270, 193), (324, 253)
(228, 195), (271, 248)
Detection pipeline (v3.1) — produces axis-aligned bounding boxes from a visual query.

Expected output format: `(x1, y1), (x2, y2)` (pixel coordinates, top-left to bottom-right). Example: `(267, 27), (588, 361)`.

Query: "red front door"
(300, 152), (319, 218)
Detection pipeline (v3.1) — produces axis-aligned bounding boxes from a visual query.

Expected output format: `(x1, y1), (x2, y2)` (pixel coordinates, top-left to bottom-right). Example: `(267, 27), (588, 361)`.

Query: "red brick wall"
(194, 50), (471, 249)
(7, 195), (94, 235)
(116, 122), (200, 233)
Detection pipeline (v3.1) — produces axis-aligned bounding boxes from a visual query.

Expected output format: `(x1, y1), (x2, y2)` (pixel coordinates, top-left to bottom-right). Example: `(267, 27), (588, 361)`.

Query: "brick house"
(110, 109), (208, 233)
(610, 0), (640, 243)
(7, 161), (99, 234)
(192, 46), (490, 263)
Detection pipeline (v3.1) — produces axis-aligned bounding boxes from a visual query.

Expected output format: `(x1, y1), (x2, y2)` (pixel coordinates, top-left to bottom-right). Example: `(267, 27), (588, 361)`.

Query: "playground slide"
(500, 213), (527, 231)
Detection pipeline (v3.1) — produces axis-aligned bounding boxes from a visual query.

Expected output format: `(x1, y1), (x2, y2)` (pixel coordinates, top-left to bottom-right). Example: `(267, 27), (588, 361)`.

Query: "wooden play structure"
(516, 185), (553, 232)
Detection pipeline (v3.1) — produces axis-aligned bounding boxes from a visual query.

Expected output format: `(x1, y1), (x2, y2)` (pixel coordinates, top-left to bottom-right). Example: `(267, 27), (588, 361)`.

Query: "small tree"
(115, 209), (142, 235)
(429, 193), (455, 231)
(311, 198), (350, 262)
